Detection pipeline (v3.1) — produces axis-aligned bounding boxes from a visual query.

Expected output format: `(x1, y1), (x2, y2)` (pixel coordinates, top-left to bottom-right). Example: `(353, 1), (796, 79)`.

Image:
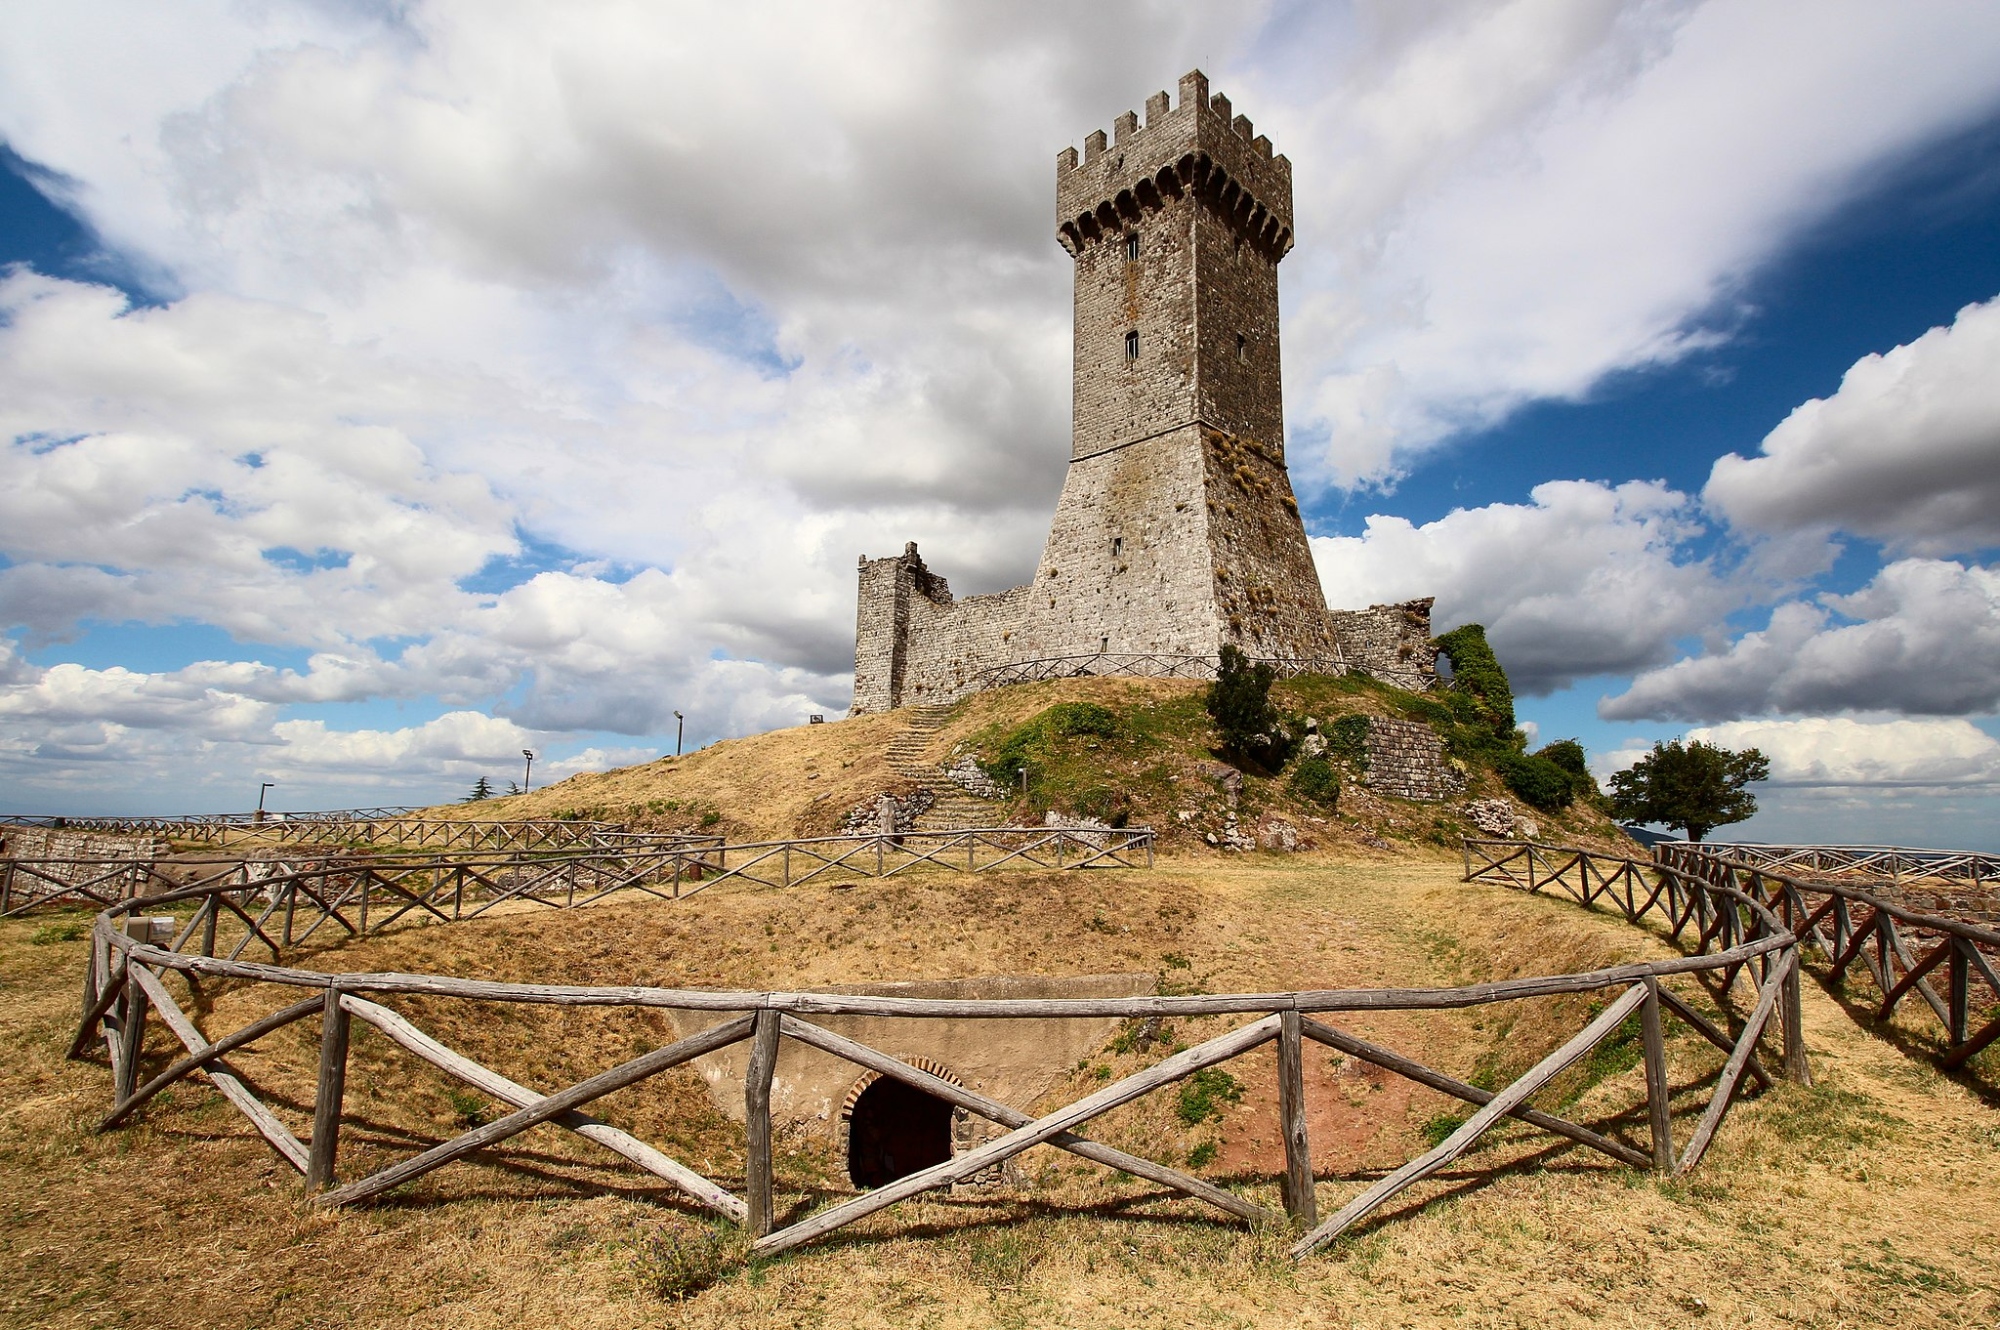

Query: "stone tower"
(849, 71), (1433, 714)
(1017, 69), (1340, 662)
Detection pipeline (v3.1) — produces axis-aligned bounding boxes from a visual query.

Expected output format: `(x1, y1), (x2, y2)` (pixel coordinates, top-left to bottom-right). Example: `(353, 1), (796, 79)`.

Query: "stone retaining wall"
(1364, 716), (1464, 803)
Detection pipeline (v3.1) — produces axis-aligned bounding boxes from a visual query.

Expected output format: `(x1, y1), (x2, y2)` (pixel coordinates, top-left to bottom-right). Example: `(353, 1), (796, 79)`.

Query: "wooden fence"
(1683, 840), (2000, 888)
(1653, 841), (2000, 1070)
(1, 826), (1152, 925)
(69, 840), (1800, 1260)
(0, 810), (650, 853)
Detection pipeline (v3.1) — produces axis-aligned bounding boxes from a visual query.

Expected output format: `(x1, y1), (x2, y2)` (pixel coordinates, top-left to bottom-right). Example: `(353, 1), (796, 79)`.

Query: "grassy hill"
(433, 674), (1631, 855)
(4, 852), (1996, 1327)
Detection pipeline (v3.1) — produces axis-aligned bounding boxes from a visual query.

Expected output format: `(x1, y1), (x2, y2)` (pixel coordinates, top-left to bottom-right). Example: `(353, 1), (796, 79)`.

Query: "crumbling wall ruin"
(1363, 716), (1464, 803)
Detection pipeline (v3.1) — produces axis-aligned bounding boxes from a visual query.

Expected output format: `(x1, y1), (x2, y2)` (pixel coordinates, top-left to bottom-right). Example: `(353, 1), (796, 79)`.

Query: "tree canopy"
(1607, 739), (1769, 842)
(465, 775), (493, 802)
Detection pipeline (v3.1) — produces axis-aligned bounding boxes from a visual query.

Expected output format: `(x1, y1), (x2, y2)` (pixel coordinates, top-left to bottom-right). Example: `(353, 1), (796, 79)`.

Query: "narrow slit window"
(1124, 232), (1140, 261)
(1236, 333), (1248, 362)
(1112, 536), (1123, 557)
(1100, 636), (1110, 654)
(1124, 330), (1139, 362)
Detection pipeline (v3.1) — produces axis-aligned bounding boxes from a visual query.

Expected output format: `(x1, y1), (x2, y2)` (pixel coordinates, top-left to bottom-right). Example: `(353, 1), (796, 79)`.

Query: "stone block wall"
(0, 826), (159, 889)
(852, 544), (1030, 712)
(1332, 599), (1439, 692)
(1364, 716), (1464, 802)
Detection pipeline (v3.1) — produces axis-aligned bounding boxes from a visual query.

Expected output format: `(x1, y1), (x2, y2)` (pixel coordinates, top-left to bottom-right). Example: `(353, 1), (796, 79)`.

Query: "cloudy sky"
(2, 1), (1998, 845)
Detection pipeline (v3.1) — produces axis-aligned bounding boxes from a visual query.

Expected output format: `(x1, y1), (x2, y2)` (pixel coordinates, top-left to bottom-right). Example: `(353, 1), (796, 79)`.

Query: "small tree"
(465, 775), (494, 802)
(1207, 644), (1285, 766)
(1608, 739), (1769, 842)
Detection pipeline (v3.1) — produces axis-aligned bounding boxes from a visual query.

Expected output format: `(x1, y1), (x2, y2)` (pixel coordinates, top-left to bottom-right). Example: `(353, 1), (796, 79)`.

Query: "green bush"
(1535, 738), (1600, 803)
(1207, 644), (1288, 767)
(1431, 623), (1516, 743)
(1495, 752), (1576, 812)
(1325, 715), (1371, 769)
(1175, 1067), (1245, 1125)
(1288, 755), (1341, 808)
(982, 701), (1119, 783)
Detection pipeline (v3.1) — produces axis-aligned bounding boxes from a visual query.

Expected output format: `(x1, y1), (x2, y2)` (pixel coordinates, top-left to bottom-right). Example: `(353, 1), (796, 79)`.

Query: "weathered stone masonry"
(852, 71), (1437, 714)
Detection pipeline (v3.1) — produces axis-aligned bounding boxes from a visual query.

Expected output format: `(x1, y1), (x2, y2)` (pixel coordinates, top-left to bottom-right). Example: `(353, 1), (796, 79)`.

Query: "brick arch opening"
(838, 1060), (964, 1191)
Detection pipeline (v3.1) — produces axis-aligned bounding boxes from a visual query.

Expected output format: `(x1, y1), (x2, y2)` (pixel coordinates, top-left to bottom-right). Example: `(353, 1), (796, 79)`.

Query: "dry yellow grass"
(4, 852), (1997, 1328)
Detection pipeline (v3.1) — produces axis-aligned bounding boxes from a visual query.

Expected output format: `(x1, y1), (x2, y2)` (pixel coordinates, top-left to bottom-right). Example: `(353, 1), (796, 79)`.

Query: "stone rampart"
(1364, 716), (1464, 803)
(1332, 599), (1439, 692)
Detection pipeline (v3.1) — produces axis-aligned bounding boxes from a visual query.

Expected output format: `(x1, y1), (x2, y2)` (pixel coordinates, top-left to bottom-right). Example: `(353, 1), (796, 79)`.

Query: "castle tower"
(848, 72), (1434, 715)
(1015, 70), (1342, 663)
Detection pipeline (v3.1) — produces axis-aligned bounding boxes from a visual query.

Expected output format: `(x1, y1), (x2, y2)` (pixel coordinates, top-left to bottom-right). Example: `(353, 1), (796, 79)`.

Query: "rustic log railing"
(68, 839), (1797, 1260)
(1653, 841), (2000, 1071)
(1685, 840), (2000, 887)
(1, 826), (1153, 922)
(0, 810), (646, 852)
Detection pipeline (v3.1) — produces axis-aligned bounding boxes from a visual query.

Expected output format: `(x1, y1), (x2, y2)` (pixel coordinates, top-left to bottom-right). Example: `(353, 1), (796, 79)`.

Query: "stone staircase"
(886, 704), (1007, 831)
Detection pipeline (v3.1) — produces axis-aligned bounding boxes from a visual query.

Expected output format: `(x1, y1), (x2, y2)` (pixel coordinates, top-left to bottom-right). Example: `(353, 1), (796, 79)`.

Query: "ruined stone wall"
(1364, 716), (1464, 803)
(0, 827), (157, 862)
(851, 544), (1029, 712)
(1332, 599), (1439, 692)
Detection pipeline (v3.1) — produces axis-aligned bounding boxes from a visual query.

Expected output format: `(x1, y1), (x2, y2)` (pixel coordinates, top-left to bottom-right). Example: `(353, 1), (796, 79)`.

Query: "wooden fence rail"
(1652, 841), (2000, 1070)
(66, 839), (1799, 1261)
(3, 825), (1152, 925)
(1676, 840), (2000, 887)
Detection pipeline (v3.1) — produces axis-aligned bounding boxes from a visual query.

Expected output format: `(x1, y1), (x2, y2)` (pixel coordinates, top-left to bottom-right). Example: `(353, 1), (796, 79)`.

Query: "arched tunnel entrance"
(845, 1075), (955, 1189)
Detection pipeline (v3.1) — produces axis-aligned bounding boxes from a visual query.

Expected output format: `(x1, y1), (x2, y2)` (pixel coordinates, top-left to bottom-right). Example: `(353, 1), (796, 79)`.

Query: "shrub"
(1207, 644), (1288, 766)
(630, 1217), (742, 1300)
(1494, 752), (1576, 812)
(1535, 738), (1601, 804)
(1325, 715), (1371, 769)
(982, 701), (1120, 783)
(1431, 624), (1516, 743)
(1175, 1067), (1245, 1125)
(1288, 755), (1341, 808)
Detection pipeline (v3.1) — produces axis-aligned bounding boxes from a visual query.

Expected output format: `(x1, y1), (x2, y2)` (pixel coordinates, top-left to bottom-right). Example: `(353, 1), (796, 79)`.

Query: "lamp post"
(256, 781), (275, 823)
(521, 749), (535, 792)
(673, 710), (684, 757)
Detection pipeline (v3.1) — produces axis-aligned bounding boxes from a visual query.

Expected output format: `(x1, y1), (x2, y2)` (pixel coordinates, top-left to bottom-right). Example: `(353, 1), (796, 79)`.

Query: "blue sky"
(1, 2), (1999, 845)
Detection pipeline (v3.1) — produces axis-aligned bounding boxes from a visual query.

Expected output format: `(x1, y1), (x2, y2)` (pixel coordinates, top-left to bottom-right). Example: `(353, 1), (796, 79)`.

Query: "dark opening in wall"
(846, 1077), (953, 1188)
(1124, 329), (1139, 362)
(1124, 232), (1140, 261)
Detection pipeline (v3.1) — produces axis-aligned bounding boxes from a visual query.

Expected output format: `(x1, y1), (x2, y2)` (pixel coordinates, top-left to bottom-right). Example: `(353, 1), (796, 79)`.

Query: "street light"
(256, 781), (276, 823)
(673, 710), (684, 757)
(521, 749), (535, 792)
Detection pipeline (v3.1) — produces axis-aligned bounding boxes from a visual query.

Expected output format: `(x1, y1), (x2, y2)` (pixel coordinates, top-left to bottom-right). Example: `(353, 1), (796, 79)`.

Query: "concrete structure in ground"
(852, 70), (1436, 715)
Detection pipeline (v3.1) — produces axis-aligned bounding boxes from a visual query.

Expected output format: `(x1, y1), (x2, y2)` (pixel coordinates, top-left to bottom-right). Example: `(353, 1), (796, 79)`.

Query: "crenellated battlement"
(1056, 69), (1293, 261)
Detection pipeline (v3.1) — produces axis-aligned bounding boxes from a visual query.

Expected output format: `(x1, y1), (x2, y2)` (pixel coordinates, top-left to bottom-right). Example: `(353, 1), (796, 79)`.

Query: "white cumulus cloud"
(1689, 716), (2000, 788)
(1602, 558), (2000, 721)
(1310, 479), (1747, 694)
(1705, 294), (2000, 554)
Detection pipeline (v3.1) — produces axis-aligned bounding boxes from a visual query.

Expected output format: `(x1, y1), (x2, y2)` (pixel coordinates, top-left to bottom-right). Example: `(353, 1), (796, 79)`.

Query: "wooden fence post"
(1277, 1010), (1316, 1226)
(306, 987), (351, 1191)
(1948, 939), (1971, 1049)
(745, 1008), (781, 1236)
(200, 897), (219, 958)
(115, 965), (149, 1103)
(1641, 977), (1673, 1171)
(1781, 951), (1811, 1085)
